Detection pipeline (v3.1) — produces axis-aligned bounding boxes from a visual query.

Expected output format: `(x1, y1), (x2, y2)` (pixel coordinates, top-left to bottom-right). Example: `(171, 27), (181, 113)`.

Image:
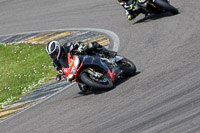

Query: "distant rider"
(46, 41), (117, 74)
(118, 0), (147, 20)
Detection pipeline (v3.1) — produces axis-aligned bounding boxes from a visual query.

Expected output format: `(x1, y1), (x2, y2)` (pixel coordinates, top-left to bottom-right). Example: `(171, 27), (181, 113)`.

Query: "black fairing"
(138, 0), (168, 14)
(79, 55), (109, 72)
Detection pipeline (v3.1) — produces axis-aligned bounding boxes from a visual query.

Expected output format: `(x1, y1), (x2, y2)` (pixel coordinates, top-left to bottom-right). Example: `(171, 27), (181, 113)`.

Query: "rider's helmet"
(46, 41), (61, 60)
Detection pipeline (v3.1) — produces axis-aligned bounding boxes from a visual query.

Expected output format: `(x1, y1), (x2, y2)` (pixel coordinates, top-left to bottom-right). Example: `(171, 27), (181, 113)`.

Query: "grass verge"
(0, 43), (57, 108)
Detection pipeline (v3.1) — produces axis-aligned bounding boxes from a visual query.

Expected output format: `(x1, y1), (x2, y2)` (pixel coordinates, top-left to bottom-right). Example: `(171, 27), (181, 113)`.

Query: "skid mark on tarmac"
(0, 28), (120, 122)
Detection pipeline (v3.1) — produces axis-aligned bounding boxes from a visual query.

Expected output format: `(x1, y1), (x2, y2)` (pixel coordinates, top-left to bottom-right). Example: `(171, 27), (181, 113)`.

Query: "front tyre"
(155, 0), (179, 14)
(80, 72), (113, 91)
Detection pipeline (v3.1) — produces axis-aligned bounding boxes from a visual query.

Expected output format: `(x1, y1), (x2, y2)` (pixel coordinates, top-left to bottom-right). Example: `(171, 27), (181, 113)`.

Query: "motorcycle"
(135, 0), (178, 15)
(56, 51), (136, 93)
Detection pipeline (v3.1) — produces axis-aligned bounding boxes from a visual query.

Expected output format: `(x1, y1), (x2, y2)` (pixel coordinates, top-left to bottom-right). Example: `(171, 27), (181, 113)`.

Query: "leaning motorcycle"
(135, 0), (178, 15)
(56, 52), (136, 93)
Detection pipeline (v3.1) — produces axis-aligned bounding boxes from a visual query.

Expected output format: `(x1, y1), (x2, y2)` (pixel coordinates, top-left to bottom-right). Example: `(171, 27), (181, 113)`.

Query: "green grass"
(0, 43), (57, 108)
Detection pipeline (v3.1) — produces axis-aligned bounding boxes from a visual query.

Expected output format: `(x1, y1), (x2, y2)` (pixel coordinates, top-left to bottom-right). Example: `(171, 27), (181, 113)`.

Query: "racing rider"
(46, 40), (117, 74)
(118, 0), (147, 20)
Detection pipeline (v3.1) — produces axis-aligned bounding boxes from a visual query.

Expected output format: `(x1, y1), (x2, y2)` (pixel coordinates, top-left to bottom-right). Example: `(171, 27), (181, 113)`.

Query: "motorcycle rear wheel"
(118, 58), (136, 77)
(80, 72), (114, 91)
(155, 0), (178, 14)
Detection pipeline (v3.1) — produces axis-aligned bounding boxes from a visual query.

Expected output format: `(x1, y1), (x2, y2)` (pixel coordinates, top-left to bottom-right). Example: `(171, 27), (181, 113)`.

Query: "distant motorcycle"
(56, 51), (136, 93)
(136, 0), (178, 15)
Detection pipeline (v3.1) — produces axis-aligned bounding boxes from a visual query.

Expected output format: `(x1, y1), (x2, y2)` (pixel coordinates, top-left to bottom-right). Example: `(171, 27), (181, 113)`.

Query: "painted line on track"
(0, 28), (120, 123)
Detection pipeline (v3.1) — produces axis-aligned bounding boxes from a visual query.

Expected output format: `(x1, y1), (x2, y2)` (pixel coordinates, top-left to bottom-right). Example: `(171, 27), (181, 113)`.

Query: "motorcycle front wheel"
(80, 71), (114, 91)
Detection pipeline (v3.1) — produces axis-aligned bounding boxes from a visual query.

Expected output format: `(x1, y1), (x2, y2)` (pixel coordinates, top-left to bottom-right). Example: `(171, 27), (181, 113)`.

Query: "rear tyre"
(155, 0), (179, 14)
(118, 58), (136, 77)
(80, 72), (113, 91)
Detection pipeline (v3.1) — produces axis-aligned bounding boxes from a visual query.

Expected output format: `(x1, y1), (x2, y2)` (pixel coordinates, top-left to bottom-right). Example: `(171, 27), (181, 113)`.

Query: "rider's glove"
(77, 42), (84, 47)
(76, 42), (85, 53)
(78, 45), (84, 53)
(64, 42), (76, 52)
(123, 0), (134, 10)
(126, 4), (133, 10)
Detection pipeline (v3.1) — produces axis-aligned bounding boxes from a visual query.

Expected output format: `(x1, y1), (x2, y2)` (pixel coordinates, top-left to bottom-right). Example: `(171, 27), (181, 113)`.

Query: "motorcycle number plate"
(63, 68), (68, 73)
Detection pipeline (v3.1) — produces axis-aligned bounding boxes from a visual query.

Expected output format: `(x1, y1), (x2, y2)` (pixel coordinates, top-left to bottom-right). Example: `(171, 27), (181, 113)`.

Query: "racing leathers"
(118, 0), (147, 20)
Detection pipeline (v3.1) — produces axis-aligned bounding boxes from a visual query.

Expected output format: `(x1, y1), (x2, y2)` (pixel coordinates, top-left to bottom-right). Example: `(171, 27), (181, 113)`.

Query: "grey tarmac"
(0, 0), (200, 133)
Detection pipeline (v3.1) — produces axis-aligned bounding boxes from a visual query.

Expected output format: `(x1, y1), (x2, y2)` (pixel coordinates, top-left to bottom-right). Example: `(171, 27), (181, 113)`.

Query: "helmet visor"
(50, 49), (58, 59)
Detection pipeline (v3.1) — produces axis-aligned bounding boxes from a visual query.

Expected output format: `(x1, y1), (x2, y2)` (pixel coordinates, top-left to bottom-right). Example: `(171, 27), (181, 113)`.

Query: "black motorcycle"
(135, 0), (178, 15)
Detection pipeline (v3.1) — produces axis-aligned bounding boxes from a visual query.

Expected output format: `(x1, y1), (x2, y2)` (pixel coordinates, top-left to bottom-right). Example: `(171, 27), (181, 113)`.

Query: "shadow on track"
(77, 72), (141, 96)
(134, 12), (179, 24)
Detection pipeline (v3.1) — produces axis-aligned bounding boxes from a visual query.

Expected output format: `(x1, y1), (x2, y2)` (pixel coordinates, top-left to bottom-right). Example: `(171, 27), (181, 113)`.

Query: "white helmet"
(46, 41), (61, 60)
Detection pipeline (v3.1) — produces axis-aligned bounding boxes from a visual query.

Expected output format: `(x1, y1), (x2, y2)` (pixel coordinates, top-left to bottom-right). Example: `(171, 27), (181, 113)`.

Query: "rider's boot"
(88, 41), (117, 58)
(78, 83), (91, 94)
(100, 47), (117, 58)
(127, 14), (135, 20)
(126, 9), (139, 21)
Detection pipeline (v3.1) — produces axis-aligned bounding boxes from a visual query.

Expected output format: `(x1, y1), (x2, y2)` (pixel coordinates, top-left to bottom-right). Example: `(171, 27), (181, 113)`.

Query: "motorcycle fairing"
(62, 54), (83, 81)
(81, 55), (110, 73)
(81, 55), (117, 81)
(108, 68), (115, 81)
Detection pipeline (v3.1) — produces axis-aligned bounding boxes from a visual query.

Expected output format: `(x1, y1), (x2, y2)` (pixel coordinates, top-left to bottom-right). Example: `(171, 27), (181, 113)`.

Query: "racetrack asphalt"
(0, 0), (200, 133)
